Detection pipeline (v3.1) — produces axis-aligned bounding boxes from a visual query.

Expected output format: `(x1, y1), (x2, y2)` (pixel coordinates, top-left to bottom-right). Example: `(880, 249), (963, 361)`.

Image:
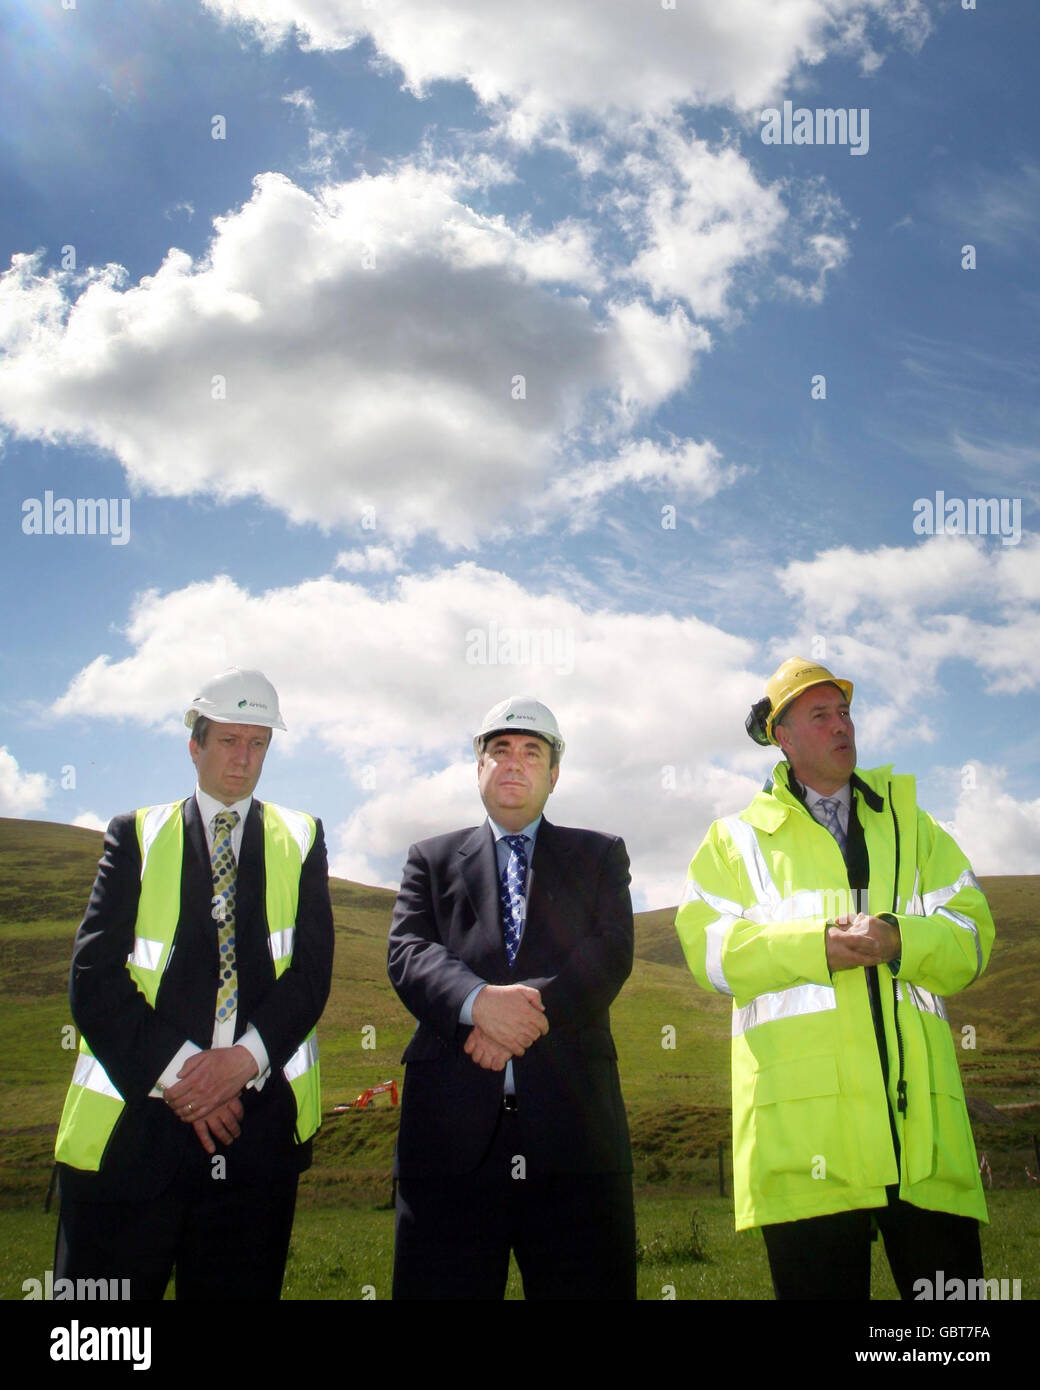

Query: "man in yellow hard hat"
(677, 657), (995, 1299)
(53, 668), (334, 1298)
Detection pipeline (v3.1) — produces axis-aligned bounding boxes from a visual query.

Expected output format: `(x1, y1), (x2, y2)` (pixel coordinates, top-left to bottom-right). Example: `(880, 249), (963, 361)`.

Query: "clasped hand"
(825, 912), (901, 973)
(163, 1045), (258, 1153)
(464, 983), (548, 1071)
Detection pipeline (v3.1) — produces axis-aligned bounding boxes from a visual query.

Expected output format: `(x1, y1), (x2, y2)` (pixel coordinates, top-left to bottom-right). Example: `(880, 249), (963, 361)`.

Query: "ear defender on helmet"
(745, 697), (773, 747)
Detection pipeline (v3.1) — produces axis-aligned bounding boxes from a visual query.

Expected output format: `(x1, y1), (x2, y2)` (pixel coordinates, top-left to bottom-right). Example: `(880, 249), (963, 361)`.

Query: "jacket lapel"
(235, 800), (263, 935)
(458, 822), (510, 974)
(182, 795), (214, 923)
(513, 818), (559, 971)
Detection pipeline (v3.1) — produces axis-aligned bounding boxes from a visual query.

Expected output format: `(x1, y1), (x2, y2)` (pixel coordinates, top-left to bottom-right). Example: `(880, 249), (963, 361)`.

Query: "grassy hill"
(1, 814), (1036, 1207)
(1, 816), (1037, 1301)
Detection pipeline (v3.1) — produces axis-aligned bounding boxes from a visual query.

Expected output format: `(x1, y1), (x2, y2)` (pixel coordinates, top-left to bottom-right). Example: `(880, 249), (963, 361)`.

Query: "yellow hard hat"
(746, 657), (853, 747)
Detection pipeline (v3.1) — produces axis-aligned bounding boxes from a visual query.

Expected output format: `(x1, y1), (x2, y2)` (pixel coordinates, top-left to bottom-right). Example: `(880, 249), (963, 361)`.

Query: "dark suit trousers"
(393, 1104), (636, 1300)
(55, 1158), (299, 1301)
(761, 1189), (982, 1300)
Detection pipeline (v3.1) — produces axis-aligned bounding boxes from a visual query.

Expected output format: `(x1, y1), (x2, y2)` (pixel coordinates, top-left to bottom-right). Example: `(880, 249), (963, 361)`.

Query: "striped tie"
(815, 797), (847, 855)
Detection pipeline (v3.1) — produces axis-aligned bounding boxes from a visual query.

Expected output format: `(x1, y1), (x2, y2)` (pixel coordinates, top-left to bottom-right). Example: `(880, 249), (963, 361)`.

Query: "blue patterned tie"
(499, 834), (529, 967)
(211, 811), (240, 1022)
(815, 797), (847, 855)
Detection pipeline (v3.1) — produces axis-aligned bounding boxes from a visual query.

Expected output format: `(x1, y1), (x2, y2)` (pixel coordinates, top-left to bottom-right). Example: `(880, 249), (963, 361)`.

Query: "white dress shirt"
(803, 781), (851, 838)
(151, 787), (270, 1096)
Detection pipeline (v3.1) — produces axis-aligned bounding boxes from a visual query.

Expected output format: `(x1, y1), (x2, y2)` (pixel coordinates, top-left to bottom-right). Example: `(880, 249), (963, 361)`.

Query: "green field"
(2, 816), (1037, 1300)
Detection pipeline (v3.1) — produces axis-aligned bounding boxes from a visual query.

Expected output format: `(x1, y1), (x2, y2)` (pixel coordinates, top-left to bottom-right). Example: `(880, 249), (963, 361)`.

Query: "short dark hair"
(190, 715), (213, 747)
(774, 681), (845, 739)
(479, 730), (560, 770)
(190, 716), (272, 749)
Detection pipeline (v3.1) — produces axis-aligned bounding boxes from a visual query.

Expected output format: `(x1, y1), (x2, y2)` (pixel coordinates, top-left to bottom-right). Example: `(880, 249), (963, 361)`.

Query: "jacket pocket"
(746, 1054), (857, 1199)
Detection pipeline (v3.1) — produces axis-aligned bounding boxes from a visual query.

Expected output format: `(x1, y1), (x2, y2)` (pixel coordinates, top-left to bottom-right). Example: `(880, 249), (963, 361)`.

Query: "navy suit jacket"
(388, 818), (634, 1177)
(60, 795), (334, 1201)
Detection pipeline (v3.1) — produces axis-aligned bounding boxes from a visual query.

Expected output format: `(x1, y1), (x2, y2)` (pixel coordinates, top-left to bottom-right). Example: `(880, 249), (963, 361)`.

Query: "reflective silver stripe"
(680, 877), (743, 919)
(922, 867), (981, 914)
(744, 887), (847, 925)
(703, 916), (735, 996)
(897, 981), (948, 1021)
(935, 906), (983, 981)
(723, 814), (782, 916)
(268, 928), (295, 963)
(129, 936), (164, 971)
(906, 867), (923, 915)
(139, 801), (179, 876)
(283, 1034), (318, 1082)
(722, 817), (848, 923)
(72, 1053), (123, 1101)
(269, 804), (315, 862)
(680, 879), (743, 995)
(732, 983), (837, 1037)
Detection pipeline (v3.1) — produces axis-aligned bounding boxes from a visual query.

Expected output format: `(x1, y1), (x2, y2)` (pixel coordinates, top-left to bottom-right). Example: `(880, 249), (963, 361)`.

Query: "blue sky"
(1, 0), (1037, 908)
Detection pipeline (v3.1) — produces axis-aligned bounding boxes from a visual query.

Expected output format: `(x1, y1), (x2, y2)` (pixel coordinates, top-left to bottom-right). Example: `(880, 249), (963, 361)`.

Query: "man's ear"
(189, 738), (201, 769)
(549, 765), (560, 793)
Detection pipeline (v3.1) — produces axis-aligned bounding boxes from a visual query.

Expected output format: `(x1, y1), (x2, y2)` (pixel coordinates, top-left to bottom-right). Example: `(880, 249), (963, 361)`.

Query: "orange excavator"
(332, 1079), (399, 1113)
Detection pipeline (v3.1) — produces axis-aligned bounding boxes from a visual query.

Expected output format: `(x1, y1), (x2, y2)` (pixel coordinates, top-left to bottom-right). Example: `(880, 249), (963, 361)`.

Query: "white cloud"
(334, 546), (403, 574)
(0, 168), (708, 547)
(625, 133), (788, 319)
(541, 435), (739, 532)
(933, 162), (1040, 255)
(202, 1), (930, 127)
(774, 230), (850, 305)
(71, 811), (108, 833)
(0, 748), (51, 816)
(614, 127), (852, 319)
(945, 765), (1040, 877)
(49, 565), (765, 906)
(778, 535), (996, 628)
(773, 535), (1040, 738)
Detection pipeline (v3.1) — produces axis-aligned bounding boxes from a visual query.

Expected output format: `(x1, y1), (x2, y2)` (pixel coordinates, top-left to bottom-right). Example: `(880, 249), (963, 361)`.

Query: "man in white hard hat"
(388, 696), (636, 1299)
(54, 668), (334, 1299)
(676, 658), (995, 1299)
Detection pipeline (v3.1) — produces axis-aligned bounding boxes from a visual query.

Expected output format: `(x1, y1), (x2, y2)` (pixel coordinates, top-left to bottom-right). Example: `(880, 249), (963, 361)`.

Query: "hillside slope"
(1, 817), (1036, 1202)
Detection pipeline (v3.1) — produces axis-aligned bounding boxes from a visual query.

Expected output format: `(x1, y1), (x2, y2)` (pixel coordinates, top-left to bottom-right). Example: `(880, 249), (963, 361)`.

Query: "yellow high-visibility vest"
(676, 763), (994, 1230)
(56, 800), (321, 1171)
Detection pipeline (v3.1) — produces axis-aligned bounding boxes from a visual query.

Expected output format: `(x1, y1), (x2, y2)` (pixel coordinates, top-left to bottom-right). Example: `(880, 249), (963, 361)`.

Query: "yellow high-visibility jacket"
(56, 799), (322, 1172)
(675, 763), (994, 1230)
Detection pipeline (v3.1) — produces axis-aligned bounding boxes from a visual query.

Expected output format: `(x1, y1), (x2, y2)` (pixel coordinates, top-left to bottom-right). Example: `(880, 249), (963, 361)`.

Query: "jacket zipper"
(890, 788), (908, 1115)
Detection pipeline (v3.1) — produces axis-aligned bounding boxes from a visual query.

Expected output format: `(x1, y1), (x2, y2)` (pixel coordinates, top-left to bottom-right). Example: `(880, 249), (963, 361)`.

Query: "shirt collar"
(487, 814), (542, 845)
(195, 785), (253, 827)
(801, 781), (851, 812)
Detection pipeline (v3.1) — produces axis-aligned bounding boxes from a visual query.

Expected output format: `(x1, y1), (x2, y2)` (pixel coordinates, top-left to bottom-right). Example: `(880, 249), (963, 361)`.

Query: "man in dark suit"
(54, 668), (334, 1299)
(388, 695), (636, 1299)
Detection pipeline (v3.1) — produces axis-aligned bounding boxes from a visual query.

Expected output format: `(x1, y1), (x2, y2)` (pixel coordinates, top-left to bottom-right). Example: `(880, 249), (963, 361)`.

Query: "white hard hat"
(473, 696), (565, 759)
(184, 668), (287, 732)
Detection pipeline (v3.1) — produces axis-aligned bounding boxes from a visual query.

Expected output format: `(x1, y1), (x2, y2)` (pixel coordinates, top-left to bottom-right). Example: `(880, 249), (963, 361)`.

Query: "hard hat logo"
(473, 696), (565, 760)
(184, 668), (288, 732)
